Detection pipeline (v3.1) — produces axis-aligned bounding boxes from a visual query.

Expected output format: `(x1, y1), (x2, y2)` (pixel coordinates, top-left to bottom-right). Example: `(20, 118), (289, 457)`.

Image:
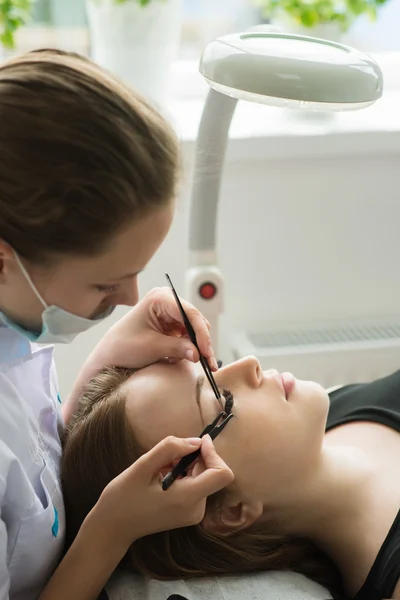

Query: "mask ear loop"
(13, 252), (48, 309)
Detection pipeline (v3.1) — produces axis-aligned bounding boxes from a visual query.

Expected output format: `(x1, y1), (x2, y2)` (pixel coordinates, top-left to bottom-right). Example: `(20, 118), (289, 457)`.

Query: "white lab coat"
(0, 323), (65, 600)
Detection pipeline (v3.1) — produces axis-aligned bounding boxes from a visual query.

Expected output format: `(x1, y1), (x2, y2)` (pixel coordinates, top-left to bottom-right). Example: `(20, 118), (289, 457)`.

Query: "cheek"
(212, 410), (280, 489)
(45, 282), (95, 316)
(214, 387), (327, 491)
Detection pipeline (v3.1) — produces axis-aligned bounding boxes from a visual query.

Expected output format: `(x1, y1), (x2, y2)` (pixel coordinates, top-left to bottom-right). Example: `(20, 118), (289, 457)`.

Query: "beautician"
(0, 48), (233, 600)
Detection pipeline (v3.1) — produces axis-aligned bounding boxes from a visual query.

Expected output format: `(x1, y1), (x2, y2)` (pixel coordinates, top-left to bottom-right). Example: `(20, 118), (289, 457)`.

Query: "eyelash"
(95, 284), (120, 294)
(222, 389), (234, 415)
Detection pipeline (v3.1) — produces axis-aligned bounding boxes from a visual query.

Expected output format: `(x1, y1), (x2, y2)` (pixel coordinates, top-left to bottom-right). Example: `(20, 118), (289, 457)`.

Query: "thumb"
(161, 336), (199, 364)
(137, 436), (202, 478)
(201, 435), (232, 472)
(184, 435), (234, 498)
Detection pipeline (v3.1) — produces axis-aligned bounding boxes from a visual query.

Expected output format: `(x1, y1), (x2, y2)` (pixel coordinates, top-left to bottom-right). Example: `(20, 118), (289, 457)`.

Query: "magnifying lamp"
(185, 28), (383, 354)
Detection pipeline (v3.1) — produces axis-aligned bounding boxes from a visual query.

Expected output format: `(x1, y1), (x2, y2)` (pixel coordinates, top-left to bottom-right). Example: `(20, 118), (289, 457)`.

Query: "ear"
(0, 239), (14, 259)
(202, 495), (263, 535)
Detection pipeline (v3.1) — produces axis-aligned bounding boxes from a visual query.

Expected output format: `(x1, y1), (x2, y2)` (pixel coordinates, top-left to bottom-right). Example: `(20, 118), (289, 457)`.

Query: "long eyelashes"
(222, 389), (234, 415)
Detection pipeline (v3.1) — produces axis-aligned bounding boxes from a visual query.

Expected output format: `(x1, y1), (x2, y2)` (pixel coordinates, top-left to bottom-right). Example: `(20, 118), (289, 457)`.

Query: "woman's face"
(0, 204), (174, 331)
(124, 356), (329, 503)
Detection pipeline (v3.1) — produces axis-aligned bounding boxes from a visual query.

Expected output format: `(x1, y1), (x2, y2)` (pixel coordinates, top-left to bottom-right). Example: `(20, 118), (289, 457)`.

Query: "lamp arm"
(185, 88), (238, 355)
(188, 87), (238, 261)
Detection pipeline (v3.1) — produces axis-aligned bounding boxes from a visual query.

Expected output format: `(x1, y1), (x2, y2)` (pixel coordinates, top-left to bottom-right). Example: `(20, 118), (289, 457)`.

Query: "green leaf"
(252, 0), (390, 30)
(0, 0), (32, 48)
(0, 28), (13, 48)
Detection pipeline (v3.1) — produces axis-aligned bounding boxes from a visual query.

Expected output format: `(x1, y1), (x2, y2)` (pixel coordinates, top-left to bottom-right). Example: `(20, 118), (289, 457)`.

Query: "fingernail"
(211, 357), (218, 371)
(187, 437), (202, 446)
(185, 349), (195, 362)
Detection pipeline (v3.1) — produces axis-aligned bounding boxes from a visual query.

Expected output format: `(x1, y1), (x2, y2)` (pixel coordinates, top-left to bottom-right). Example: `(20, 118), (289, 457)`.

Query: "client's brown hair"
(61, 367), (343, 598)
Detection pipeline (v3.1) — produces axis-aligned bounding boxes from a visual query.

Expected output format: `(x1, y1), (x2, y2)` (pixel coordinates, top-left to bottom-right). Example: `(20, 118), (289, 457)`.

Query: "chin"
(295, 377), (327, 393)
(293, 378), (330, 413)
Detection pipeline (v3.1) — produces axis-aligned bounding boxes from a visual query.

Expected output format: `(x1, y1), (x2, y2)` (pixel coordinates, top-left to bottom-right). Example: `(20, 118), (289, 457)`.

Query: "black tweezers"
(161, 411), (234, 491)
(165, 273), (222, 405)
(162, 274), (233, 491)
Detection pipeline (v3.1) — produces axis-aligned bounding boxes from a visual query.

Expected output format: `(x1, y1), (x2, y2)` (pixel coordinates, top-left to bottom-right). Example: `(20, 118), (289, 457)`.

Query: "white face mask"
(0, 253), (115, 344)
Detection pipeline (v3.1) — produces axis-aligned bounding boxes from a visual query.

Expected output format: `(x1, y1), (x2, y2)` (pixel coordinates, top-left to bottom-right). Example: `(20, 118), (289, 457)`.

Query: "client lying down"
(61, 357), (400, 600)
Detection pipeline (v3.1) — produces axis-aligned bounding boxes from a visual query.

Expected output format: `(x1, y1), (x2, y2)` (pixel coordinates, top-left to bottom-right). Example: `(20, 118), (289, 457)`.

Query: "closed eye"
(94, 284), (120, 294)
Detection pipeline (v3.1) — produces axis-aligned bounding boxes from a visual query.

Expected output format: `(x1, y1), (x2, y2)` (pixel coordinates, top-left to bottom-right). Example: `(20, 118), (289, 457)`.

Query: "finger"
(163, 338), (200, 363)
(192, 458), (205, 478)
(153, 288), (185, 324)
(184, 459), (233, 499)
(143, 329), (200, 365)
(200, 434), (230, 469)
(167, 357), (180, 364)
(180, 306), (217, 368)
(183, 435), (234, 497)
(155, 291), (216, 368)
(137, 436), (202, 478)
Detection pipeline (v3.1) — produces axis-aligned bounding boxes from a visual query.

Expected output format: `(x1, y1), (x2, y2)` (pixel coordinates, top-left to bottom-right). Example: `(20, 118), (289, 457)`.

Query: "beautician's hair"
(61, 368), (343, 599)
(0, 49), (179, 263)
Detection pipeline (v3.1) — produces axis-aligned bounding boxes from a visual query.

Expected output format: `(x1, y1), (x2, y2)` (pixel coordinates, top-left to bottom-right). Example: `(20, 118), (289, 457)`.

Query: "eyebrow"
(103, 269), (143, 283)
(195, 374), (205, 422)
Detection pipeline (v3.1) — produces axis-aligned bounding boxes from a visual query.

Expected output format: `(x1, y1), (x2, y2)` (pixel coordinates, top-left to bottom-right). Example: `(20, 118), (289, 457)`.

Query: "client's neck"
(265, 444), (379, 591)
(280, 444), (373, 533)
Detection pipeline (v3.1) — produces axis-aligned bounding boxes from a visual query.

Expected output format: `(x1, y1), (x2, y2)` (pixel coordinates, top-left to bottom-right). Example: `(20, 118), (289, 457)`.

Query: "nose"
(110, 277), (139, 307)
(219, 355), (263, 389)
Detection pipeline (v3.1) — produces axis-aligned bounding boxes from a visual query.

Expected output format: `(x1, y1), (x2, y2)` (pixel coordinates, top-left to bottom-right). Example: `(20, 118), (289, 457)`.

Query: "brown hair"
(61, 367), (344, 599)
(0, 49), (179, 263)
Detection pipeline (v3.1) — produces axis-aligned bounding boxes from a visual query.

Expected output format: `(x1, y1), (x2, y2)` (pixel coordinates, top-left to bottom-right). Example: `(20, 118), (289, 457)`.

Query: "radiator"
(231, 316), (400, 388)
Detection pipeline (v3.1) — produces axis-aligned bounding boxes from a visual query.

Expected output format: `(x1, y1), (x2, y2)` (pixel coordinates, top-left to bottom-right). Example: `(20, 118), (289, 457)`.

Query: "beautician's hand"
(99, 286), (218, 369)
(92, 434), (233, 545)
(38, 436), (232, 600)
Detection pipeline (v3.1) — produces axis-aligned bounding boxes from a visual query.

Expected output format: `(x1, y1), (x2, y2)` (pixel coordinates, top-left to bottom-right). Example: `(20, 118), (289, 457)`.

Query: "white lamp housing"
(186, 30), (384, 353)
(200, 31), (383, 111)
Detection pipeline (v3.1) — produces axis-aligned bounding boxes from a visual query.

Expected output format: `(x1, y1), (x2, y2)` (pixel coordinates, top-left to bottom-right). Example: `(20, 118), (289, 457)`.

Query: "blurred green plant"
(117, 0), (153, 5)
(0, 0), (167, 49)
(0, 0), (32, 48)
(255, 0), (389, 31)
(98, 0), (162, 6)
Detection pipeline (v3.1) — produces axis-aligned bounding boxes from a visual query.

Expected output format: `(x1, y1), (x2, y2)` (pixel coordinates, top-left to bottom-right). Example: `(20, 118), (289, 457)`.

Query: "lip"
(280, 372), (296, 400)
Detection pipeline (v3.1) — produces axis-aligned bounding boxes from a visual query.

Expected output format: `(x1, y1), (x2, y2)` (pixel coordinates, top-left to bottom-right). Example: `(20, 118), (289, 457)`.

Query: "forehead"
(123, 360), (204, 450)
(49, 206), (174, 280)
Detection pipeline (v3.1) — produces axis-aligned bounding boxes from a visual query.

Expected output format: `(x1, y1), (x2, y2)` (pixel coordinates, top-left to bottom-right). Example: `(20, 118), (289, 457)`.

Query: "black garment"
(327, 370), (400, 599)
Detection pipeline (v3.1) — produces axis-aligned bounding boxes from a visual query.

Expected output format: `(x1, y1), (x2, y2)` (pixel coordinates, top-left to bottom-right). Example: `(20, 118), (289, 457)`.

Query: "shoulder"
(0, 344), (58, 475)
(0, 325), (32, 365)
(327, 369), (400, 431)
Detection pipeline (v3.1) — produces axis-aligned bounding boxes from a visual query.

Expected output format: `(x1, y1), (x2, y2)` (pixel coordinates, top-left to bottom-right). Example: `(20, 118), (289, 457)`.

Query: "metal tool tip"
(161, 472), (174, 491)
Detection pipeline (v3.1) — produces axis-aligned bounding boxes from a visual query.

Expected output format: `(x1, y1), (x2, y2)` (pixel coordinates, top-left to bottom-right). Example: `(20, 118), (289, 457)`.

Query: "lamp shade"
(199, 32), (383, 111)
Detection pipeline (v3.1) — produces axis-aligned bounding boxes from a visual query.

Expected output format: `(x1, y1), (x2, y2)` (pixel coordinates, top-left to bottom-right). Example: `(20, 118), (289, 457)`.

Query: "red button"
(199, 282), (217, 300)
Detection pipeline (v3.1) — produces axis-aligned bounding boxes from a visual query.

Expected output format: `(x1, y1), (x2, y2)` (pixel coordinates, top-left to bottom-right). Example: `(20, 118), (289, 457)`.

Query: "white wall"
(54, 140), (400, 398)
(347, 0), (400, 51)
